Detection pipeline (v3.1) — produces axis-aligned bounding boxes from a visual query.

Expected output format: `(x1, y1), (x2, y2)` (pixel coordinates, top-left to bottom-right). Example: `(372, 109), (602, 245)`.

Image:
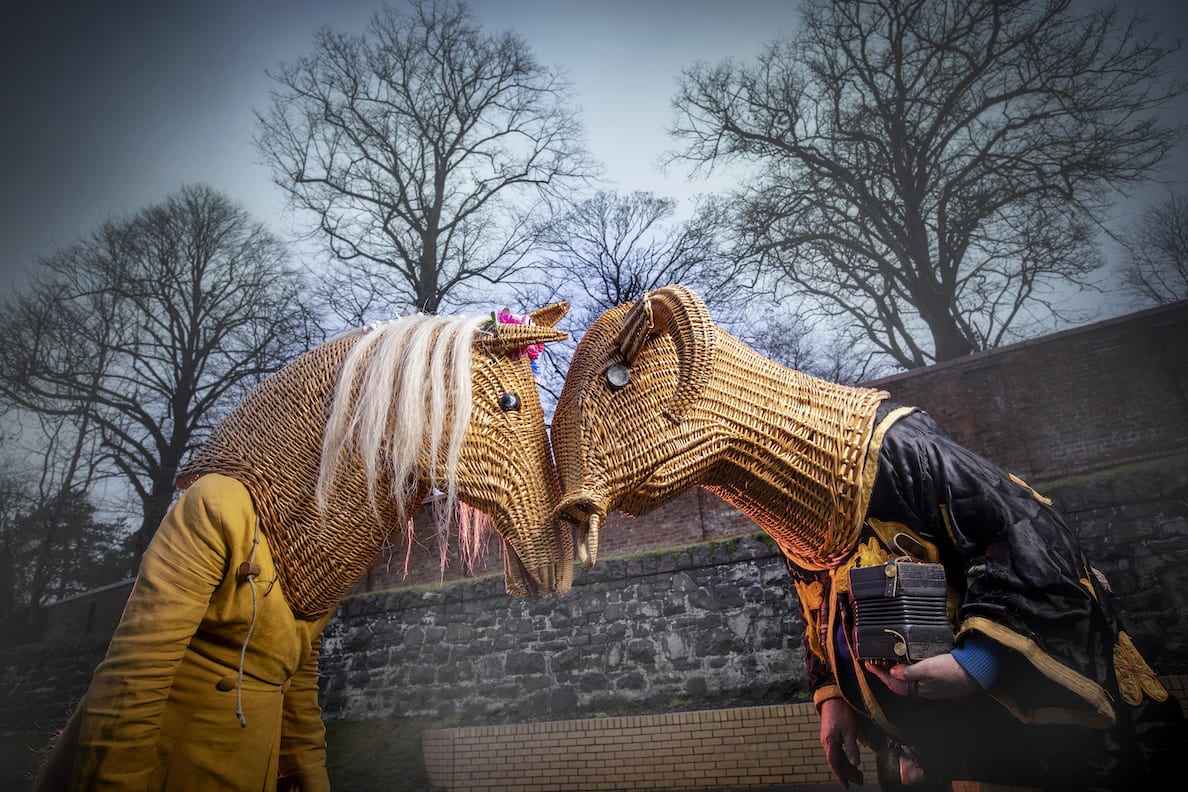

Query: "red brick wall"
(863, 300), (1188, 480)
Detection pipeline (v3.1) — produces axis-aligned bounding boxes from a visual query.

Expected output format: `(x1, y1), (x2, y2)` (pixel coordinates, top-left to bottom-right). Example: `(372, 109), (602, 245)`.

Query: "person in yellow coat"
(38, 474), (333, 791)
(34, 308), (575, 790)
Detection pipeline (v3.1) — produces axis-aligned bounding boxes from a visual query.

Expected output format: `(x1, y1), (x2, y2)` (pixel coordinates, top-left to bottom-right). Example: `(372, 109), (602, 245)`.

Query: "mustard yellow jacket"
(36, 474), (333, 791)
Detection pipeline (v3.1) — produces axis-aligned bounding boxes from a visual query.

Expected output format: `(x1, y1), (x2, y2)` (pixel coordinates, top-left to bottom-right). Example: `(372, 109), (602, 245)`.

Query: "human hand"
(819, 697), (865, 788)
(864, 653), (981, 701)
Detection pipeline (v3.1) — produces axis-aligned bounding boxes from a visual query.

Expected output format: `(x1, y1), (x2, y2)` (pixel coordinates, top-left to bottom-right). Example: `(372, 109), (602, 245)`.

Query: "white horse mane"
(315, 313), (491, 553)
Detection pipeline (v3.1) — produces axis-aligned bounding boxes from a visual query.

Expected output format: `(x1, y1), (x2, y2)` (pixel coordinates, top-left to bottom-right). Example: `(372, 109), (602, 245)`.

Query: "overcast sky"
(2, 0), (1186, 297)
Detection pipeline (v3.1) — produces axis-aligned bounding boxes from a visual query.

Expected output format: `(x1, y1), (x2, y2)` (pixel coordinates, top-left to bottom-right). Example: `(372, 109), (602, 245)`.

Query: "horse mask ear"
(529, 301), (569, 329)
(486, 301), (570, 353)
(612, 285), (715, 423)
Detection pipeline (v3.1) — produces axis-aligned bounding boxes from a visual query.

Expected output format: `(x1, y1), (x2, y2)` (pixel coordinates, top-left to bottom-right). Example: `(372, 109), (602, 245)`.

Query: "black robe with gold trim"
(789, 407), (1185, 791)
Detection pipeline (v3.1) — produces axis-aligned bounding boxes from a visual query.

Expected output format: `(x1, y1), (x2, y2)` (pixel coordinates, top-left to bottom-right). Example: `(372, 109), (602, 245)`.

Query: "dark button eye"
(499, 393), (520, 412)
(606, 363), (630, 391)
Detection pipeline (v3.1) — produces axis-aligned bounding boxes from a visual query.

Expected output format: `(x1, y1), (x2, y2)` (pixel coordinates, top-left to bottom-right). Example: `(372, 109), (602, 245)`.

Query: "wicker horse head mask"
(178, 303), (574, 618)
(552, 285), (886, 572)
(552, 284), (717, 566)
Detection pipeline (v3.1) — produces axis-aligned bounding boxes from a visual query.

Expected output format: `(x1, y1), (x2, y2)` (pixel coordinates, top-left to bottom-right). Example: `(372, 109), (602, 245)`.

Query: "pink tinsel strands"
(451, 501), (495, 575)
(495, 308), (544, 374)
(371, 500), (494, 585)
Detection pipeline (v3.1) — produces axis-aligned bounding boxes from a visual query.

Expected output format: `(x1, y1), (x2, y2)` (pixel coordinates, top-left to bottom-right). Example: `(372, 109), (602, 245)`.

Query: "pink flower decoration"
(496, 309), (543, 361)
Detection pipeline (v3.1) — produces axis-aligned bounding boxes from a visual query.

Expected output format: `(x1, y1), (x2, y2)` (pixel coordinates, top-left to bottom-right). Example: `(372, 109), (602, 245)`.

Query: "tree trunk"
(915, 287), (976, 362)
(929, 317), (975, 362)
(417, 230), (441, 314)
(135, 476), (180, 557)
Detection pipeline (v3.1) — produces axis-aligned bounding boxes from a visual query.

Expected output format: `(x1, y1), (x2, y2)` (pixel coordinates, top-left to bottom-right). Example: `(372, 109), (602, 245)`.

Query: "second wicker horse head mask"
(553, 285), (887, 571)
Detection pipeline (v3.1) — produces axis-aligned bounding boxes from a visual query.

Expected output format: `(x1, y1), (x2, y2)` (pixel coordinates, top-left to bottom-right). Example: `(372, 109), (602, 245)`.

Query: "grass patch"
(0, 733), (52, 791)
(1, 720), (436, 792)
(325, 717), (440, 792)
(1039, 451), (1188, 492)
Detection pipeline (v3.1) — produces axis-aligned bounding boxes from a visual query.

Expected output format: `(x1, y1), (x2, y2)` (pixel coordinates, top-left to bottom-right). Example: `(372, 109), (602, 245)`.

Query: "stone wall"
(0, 581), (132, 739)
(0, 638), (108, 739)
(320, 534), (804, 724)
(1044, 455), (1188, 673)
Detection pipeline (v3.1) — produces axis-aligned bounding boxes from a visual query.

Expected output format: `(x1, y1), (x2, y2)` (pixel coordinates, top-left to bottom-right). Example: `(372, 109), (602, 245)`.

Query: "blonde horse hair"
(315, 313), (490, 556)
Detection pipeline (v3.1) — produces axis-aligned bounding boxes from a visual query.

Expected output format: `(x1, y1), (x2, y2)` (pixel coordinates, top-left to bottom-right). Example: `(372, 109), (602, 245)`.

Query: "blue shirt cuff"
(951, 632), (1005, 690)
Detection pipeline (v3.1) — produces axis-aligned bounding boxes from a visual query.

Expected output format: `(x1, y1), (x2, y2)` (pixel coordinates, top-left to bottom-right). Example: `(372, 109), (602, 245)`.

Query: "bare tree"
(531, 191), (750, 325)
(0, 461), (28, 622)
(0, 184), (317, 553)
(513, 190), (753, 406)
(23, 409), (125, 609)
(255, 0), (595, 318)
(0, 407), (130, 627)
(20, 483), (128, 620)
(671, 0), (1184, 368)
(1120, 192), (1188, 305)
(743, 304), (890, 386)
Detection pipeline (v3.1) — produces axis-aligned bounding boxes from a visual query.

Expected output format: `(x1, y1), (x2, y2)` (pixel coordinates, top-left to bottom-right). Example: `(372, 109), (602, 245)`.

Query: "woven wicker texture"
(178, 306), (573, 618)
(554, 285), (887, 570)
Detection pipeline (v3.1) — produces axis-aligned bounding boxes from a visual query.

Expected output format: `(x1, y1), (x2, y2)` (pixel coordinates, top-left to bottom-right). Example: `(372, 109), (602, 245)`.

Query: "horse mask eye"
(499, 393), (520, 412)
(605, 364), (630, 391)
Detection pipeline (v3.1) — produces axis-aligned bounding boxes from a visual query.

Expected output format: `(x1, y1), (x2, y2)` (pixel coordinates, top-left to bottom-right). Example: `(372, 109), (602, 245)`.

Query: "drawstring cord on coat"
(235, 518), (263, 728)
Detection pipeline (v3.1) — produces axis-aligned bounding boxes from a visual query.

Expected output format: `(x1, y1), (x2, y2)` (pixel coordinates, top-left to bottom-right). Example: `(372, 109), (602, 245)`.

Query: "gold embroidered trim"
(960, 615), (1116, 726)
(796, 579), (826, 661)
(993, 699), (1118, 729)
(822, 579), (906, 739)
(815, 406), (921, 739)
(866, 517), (940, 563)
(939, 504), (959, 548)
(833, 537), (892, 596)
(1114, 630), (1169, 706)
(813, 684), (844, 712)
(856, 407), (916, 527)
(1008, 473), (1053, 506)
